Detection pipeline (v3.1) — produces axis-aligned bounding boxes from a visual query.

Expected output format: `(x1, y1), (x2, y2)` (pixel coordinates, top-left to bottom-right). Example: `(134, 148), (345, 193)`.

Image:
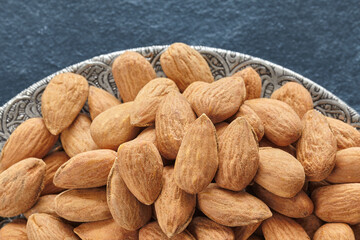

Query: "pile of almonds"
(0, 42), (360, 240)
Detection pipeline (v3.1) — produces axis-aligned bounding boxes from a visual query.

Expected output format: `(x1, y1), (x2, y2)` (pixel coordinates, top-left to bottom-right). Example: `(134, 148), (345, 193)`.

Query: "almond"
(27, 213), (79, 240)
(74, 219), (138, 240)
(188, 216), (235, 240)
(53, 149), (116, 189)
(183, 76), (246, 123)
(60, 114), (98, 158)
(197, 184), (272, 227)
(0, 219), (28, 240)
(255, 147), (305, 198)
(134, 126), (157, 147)
(41, 72), (89, 135)
(245, 98), (301, 146)
(232, 67), (262, 100)
(90, 102), (141, 150)
(258, 137), (296, 157)
(156, 91), (196, 159)
(0, 118), (58, 172)
(107, 160), (152, 230)
(139, 221), (195, 240)
(215, 122), (229, 137)
(88, 86), (121, 120)
(24, 194), (58, 219)
(112, 51), (156, 102)
(215, 117), (259, 191)
(0, 158), (45, 217)
(131, 78), (179, 126)
(252, 184), (313, 218)
(262, 213), (310, 240)
(55, 187), (111, 222)
(160, 42), (214, 91)
(155, 166), (196, 238)
(295, 214), (323, 239)
(174, 114), (218, 194)
(270, 82), (313, 118)
(326, 117), (360, 149)
(297, 109), (337, 181)
(312, 183), (360, 224)
(233, 222), (261, 240)
(313, 223), (355, 240)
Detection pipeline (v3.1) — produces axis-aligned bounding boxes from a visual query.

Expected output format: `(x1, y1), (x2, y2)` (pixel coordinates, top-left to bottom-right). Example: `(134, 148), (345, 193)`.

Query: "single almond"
(131, 78), (179, 126)
(24, 194), (58, 219)
(0, 118), (58, 172)
(232, 67), (262, 100)
(326, 117), (360, 149)
(0, 219), (28, 240)
(60, 114), (98, 158)
(53, 149), (116, 189)
(295, 214), (323, 239)
(139, 221), (195, 240)
(188, 216), (235, 240)
(214, 122), (229, 137)
(313, 223), (355, 240)
(297, 109), (337, 181)
(245, 98), (301, 146)
(156, 91), (196, 159)
(215, 117), (259, 191)
(197, 183), (272, 227)
(233, 222), (261, 240)
(88, 86), (120, 120)
(41, 72), (89, 135)
(160, 42), (214, 91)
(258, 137), (296, 157)
(133, 126), (157, 147)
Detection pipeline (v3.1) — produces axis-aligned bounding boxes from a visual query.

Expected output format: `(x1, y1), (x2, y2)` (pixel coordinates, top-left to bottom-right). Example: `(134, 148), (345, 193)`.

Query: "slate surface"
(0, 0), (359, 112)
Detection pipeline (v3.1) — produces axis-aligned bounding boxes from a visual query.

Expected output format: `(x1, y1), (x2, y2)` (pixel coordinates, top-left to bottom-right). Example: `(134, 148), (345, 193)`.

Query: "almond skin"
(258, 137), (296, 157)
(139, 221), (195, 240)
(24, 194), (58, 219)
(262, 213), (310, 240)
(74, 219), (138, 240)
(90, 102), (141, 150)
(271, 82), (313, 118)
(295, 214), (323, 239)
(215, 117), (259, 191)
(0, 118), (58, 172)
(41, 72), (89, 135)
(313, 223), (355, 240)
(233, 222), (261, 240)
(312, 183), (360, 224)
(174, 114), (218, 194)
(134, 126), (157, 147)
(53, 149), (116, 189)
(60, 114), (98, 158)
(0, 219), (28, 240)
(27, 213), (79, 240)
(232, 67), (262, 100)
(255, 147), (305, 198)
(0, 158), (45, 217)
(131, 78), (179, 127)
(112, 51), (156, 102)
(197, 184), (272, 227)
(297, 110), (337, 181)
(88, 86), (121, 120)
(55, 187), (111, 222)
(160, 42), (214, 91)
(188, 216), (235, 240)
(156, 91), (196, 159)
(107, 160), (152, 231)
(327, 117), (360, 149)
(155, 166), (196, 238)
(183, 76), (246, 123)
(215, 122), (229, 137)
(245, 98), (301, 146)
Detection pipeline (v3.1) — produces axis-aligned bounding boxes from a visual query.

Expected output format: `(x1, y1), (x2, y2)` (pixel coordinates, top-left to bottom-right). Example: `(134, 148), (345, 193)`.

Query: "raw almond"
(183, 76), (246, 123)
(27, 213), (79, 240)
(174, 114), (218, 194)
(107, 160), (152, 230)
(312, 183), (360, 224)
(60, 114), (98, 158)
(112, 51), (156, 102)
(245, 98), (301, 146)
(258, 137), (296, 157)
(131, 78), (179, 126)
(295, 214), (323, 239)
(188, 216), (235, 240)
(74, 219), (138, 240)
(327, 117), (360, 149)
(24, 194), (58, 219)
(90, 102), (141, 150)
(41, 72), (89, 135)
(262, 213), (310, 240)
(215, 117), (259, 191)
(215, 122), (229, 137)
(160, 42), (214, 91)
(55, 187), (111, 222)
(0, 219), (28, 240)
(255, 147), (305, 198)
(0, 118), (58, 172)
(88, 86), (121, 120)
(270, 82), (313, 118)
(232, 66), (262, 100)
(133, 126), (157, 147)
(0, 158), (45, 217)
(53, 149), (116, 189)
(156, 91), (196, 159)
(297, 109), (337, 181)
(139, 221), (195, 240)
(313, 223), (355, 240)
(155, 166), (196, 238)
(197, 184), (272, 227)
(233, 222), (261, 240)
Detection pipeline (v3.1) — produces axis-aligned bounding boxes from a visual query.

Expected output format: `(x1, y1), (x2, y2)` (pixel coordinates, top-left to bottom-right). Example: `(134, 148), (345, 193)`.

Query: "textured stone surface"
(0, 0), (359, 113)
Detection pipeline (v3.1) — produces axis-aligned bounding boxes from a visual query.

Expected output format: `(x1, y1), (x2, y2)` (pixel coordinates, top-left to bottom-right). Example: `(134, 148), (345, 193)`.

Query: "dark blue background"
(0, 0), (359, 112)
